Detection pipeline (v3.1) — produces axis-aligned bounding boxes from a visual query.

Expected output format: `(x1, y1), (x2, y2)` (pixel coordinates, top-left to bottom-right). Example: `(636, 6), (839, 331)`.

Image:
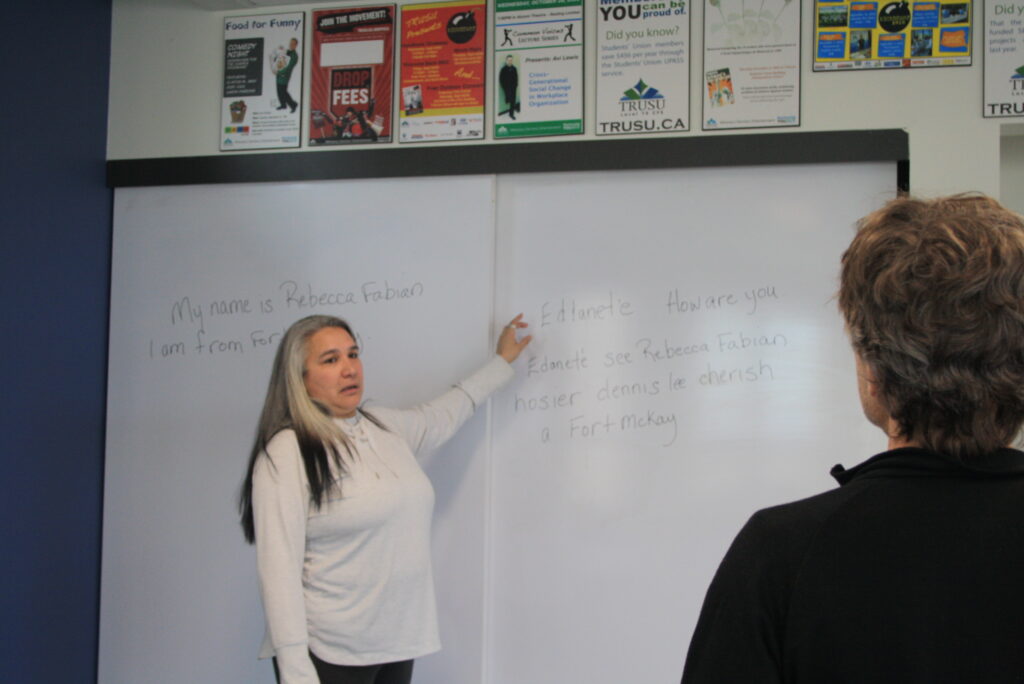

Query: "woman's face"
(303, 326), (364, 418)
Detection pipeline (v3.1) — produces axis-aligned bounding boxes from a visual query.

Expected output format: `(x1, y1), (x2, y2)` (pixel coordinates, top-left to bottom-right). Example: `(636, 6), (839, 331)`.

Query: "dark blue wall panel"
(0, 3), (111, 682)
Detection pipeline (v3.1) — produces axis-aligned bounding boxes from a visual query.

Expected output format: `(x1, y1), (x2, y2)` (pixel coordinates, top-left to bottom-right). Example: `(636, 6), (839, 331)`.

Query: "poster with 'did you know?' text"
(597, 0), (690, 135)
(985, 0), (1024, 117)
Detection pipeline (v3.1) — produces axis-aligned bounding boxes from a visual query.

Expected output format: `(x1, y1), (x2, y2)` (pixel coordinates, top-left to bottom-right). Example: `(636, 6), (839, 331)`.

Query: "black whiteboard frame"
(106, 130), (909, 191)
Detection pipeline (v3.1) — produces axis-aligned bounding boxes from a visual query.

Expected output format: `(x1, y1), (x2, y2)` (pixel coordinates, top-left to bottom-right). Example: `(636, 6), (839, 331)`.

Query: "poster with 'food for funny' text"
(221, 12), (304, 150)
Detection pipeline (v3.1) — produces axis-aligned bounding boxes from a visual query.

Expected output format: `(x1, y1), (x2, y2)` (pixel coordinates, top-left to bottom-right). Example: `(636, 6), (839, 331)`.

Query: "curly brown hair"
(839, 194), (1024, 458)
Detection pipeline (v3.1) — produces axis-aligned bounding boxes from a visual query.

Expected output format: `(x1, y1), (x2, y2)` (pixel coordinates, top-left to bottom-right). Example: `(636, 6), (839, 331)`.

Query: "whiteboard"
(488, 164), (893, 683)
(101, 162), (896, 684)
(101, 176), (496, 684)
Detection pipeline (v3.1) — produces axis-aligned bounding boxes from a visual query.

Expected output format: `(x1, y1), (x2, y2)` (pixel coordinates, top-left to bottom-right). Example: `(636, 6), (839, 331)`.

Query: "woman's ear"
(855, 354), (880, 397)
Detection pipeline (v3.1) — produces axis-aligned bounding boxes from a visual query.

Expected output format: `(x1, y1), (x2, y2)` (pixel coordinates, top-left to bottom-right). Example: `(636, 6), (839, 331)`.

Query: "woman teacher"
(239, 314), (531, 684)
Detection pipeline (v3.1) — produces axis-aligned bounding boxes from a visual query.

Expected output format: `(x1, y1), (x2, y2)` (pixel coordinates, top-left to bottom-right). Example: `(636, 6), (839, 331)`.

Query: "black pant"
(277, 82), (297, 110)
(502, 86), (517, 117)
(274, 652), (414, 684)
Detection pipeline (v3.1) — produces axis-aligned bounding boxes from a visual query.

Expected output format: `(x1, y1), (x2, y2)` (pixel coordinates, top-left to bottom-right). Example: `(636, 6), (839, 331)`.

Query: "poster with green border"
(494, 0), (584, 139)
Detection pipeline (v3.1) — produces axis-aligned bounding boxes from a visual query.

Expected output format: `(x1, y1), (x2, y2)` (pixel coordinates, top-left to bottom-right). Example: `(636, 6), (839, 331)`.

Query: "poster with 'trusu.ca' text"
(596, 0), (690, 136)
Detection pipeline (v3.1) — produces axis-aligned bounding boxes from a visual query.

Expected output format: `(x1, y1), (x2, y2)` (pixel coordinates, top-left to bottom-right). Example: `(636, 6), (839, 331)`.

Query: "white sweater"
(253, 356), (514, 683)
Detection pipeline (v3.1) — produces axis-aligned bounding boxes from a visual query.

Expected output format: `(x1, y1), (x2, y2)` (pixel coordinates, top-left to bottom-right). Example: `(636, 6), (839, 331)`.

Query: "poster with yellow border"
(813, 0), (972, 70)
(398, 0), (486, 142)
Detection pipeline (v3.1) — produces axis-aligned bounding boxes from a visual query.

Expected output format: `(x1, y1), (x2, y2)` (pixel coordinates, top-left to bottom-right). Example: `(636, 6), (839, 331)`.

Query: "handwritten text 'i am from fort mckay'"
(151, 279), (425, 360)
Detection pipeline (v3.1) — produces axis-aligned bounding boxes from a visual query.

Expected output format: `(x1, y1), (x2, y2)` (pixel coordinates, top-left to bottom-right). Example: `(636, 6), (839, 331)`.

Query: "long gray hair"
(239, 315), (384, 543)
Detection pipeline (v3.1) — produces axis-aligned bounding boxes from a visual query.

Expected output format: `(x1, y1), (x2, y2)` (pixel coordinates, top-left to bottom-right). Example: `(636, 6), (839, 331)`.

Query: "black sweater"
(681, 447), (1024, 684)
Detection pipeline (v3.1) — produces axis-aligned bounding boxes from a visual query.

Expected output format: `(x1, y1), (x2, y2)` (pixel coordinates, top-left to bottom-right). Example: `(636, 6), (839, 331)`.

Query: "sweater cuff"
(274, 643), (319, 684)
(456, 355), (515, 407)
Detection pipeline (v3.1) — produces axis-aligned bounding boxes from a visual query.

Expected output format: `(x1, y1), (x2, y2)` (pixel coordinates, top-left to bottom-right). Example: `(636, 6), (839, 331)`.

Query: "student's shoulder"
(759, 484), (852, 522)
(740, 483), (864, 559)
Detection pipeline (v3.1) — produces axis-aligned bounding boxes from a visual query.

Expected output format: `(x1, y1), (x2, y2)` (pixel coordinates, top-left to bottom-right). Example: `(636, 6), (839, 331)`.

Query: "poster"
(984, 0), (1024, 116)
(221, 13), (304, 151)
(494, 0), (584, 139)
(596, 1), (690, 136)
(310, 6), (395, 145)
(813, 0), (973, 70)
(702, 0), (800, 129)
(399, 0), (486, 142)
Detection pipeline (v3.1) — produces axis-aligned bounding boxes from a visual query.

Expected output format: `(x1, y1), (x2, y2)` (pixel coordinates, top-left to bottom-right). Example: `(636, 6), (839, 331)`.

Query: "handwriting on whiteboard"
(149, 278), (425, 360)
(510, 284), (788, 447)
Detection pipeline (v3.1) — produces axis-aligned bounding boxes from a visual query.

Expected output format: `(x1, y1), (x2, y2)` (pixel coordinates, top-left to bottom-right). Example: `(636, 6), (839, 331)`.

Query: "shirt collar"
(332, 412), (362, 435)
(831, 446), (1024, 486)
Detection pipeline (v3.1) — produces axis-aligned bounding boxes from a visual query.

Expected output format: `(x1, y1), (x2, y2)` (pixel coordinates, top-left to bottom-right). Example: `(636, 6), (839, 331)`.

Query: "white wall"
(108, 0), (1006, 197)
(1001, 123), (1024, 214)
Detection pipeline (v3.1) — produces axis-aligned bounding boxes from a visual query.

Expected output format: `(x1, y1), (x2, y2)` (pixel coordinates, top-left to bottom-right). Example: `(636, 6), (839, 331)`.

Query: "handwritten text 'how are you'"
(148, 278), (425, 360)
(538, 285), (779, 327)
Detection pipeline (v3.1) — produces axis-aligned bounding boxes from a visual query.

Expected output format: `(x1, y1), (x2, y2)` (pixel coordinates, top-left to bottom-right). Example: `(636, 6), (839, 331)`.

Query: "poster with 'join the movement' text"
(494, 0), (584, 139)
(703, 0), (800, 130)
(221, 13), (304, 151)
(310, 6), (395, 145)
(399, 0), (486, 142)
(597, 1), (690, 135)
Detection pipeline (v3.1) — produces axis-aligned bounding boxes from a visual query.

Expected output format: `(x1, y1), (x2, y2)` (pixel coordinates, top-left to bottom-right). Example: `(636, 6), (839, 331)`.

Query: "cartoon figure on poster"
(498, 54), (519, 120)
(270, 37), (300, 113)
